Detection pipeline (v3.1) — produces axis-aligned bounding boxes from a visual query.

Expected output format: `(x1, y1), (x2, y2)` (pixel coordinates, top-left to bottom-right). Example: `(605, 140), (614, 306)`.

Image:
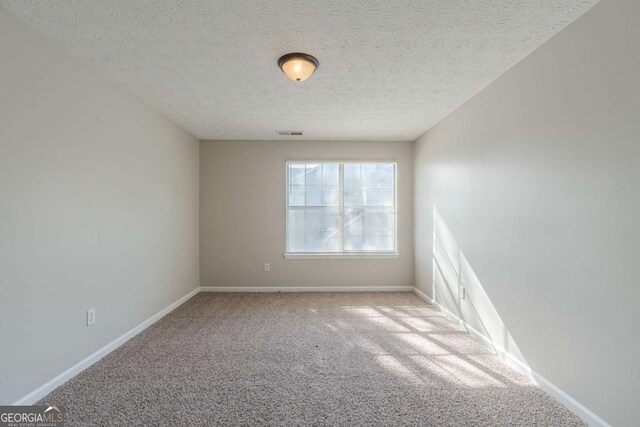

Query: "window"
(286, 162), (397, 257)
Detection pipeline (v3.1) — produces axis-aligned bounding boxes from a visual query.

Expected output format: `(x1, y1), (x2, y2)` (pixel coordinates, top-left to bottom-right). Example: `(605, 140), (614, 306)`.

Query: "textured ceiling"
(1, 0), (599, 140)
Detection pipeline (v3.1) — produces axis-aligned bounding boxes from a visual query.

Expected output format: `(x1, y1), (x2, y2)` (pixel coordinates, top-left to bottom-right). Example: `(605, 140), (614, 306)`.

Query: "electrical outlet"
(87, 308), (96, 326)
(264, 263), (270, 272)
(460, 287), (466, 300)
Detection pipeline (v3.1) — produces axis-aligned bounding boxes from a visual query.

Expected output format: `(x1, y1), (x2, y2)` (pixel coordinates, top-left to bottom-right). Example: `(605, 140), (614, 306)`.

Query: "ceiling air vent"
(277, 130), (303, 136)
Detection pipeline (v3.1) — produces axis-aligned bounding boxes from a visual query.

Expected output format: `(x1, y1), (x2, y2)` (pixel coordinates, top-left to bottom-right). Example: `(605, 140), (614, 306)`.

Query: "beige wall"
(0, 8), (199, 404)
(200, 140), (413, 288)
(414, 0), (639, 425)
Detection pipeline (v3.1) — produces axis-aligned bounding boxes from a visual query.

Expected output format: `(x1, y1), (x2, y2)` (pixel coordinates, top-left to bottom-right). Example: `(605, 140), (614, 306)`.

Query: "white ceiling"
(1, 0), (599, 141)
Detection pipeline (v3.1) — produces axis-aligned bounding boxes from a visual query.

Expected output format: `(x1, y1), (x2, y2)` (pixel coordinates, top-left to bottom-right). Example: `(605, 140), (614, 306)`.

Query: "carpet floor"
(39, 292), (585, 426)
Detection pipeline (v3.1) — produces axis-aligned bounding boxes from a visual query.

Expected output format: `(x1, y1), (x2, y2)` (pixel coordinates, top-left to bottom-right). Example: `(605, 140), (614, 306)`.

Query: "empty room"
(1, 0), (637, 426)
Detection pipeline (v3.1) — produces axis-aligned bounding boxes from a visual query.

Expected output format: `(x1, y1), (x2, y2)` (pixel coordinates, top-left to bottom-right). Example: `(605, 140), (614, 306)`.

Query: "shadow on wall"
(432, 207), (530, 373)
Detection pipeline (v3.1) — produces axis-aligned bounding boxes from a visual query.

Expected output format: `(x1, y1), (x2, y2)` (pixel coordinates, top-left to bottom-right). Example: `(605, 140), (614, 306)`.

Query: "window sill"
(283, 252), (399, 260)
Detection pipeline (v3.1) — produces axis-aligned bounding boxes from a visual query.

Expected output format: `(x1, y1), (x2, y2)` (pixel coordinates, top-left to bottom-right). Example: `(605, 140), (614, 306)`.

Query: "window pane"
(287, 162), (395, 254)
(363, 234), (394, 252)
(344, 207), (395, 252)
(379, 164), (394, 188)
(305, 185), (322, 206)
(287, 209), (305, 230)
(322, 185), (339, 206)
(306, 164), (322, 186)
(321, 208), (341, 251)
(361, 164), (377, 190)
(289, 163), (306, 186)
(366, 191), (380, 206)
(289, 186), (305, 206)
(287, 209), (305, 252)
(301, 208), (340, 253)
(344, 163), (395, 207)
(287, 231), (306, 253)
(344, 164), (364, 206)
(343, 207), (365, 251)
(380, 190), (394, 207)
(344, 163), (360, 183)
(323, 164), (339, 186)
(344, 189), (360, 206)
(323, 238), (341, 252)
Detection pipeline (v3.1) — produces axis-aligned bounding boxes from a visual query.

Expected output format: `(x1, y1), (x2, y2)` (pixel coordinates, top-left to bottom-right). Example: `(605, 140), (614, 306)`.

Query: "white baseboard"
(200, 286), (414, 292)
(12, 285), (412, 404)
(15, 284), (608, 427)
(412, 287), (611, 427)
(532, 372), (611, 427)
(13, 286), (200, 405)
(412, 287), (434, 306)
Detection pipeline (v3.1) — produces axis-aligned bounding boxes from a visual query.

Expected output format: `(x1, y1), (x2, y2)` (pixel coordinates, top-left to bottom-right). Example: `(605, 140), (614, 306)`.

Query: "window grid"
(286, 162), (397, 255)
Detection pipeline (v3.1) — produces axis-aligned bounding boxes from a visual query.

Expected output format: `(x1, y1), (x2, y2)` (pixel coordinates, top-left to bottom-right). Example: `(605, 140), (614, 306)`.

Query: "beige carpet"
(39, 292), (585, 426)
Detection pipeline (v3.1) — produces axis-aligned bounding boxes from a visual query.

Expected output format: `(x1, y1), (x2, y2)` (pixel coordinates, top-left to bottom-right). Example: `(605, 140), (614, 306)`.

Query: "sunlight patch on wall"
(432, 207), (530, 371)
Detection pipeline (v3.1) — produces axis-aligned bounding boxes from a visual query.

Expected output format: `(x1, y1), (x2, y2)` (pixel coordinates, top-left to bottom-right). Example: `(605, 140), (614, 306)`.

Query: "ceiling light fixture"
(277, 53), (319, 82)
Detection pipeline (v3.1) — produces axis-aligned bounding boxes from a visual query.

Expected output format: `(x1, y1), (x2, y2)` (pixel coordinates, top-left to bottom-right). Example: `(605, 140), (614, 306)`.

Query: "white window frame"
(284, 160), (399, 260)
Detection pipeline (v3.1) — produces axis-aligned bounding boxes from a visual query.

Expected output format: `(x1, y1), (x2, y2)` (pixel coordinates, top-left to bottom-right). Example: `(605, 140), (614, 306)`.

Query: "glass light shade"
(278, 53), (319, 82)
